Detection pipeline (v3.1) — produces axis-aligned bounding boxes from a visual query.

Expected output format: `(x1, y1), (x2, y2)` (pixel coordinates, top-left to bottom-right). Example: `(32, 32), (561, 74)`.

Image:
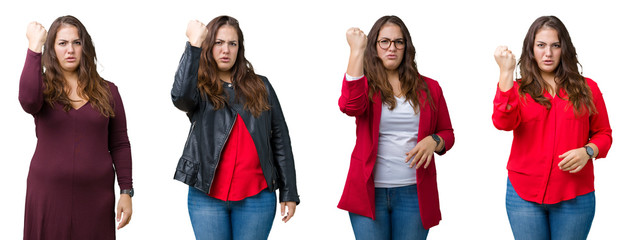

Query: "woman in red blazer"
(493, 16), (612, 240)
(338, 15), (454, 239)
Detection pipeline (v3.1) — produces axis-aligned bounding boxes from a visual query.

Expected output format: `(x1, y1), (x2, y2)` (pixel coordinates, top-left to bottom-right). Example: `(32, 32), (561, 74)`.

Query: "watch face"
(585, 146), (594, 157)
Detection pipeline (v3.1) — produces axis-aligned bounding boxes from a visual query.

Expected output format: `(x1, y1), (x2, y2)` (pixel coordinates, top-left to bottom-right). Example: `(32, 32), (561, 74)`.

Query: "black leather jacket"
(171, 42), (299, 204)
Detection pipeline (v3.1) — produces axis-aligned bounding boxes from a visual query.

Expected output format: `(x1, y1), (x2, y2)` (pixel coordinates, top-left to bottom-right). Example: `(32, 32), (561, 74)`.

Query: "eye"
(536, 43), (544, 47)
(229, 42), (238, 47)
(58, 42), (66, 46)
(395, 40), (404, 45)
(215, 41), (223, 45)
(379, 40), (389, 44)
(73, 40), (82, 46)
(552, 44), (561, 48)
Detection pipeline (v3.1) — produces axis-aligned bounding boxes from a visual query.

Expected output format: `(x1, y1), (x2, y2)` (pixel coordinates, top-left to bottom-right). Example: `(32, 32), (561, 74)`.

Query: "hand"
(280, 201), (296, 223)
(405, 136), (439, 169)
(346, 27), (367, 53)
(558, 148), (590, 173)
(346, 27), (366, 78)
(494, 45), (516, 91)
(116, 194), (133, 230)
(186, 20), (208, 48)
(26, 22), (47, 53)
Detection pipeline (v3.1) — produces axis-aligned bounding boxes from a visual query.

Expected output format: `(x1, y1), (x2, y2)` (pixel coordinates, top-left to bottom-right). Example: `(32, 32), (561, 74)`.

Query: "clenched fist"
(494, 46), (516, 91)
(186, 20), (208, 48)
(26, 22), (47, 53)
(346, 27), (367, 53)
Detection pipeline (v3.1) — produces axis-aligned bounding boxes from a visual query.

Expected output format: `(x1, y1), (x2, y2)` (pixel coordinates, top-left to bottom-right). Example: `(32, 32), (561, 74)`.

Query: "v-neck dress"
(19, 49), (133, 240)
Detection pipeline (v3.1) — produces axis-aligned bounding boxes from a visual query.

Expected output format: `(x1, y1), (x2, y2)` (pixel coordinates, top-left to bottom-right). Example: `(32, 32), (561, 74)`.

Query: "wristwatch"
(431, 134), (441, 146)
(584, 146), (594, 159)
(121, 188), (134, 197)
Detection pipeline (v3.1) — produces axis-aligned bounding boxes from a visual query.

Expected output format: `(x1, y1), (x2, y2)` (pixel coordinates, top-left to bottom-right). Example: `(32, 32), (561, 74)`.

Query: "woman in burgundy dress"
(19, 15), (133, 239)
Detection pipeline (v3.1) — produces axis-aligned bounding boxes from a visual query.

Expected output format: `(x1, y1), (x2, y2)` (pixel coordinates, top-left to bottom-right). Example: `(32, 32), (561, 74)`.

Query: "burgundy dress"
(19, 49), (133, 240)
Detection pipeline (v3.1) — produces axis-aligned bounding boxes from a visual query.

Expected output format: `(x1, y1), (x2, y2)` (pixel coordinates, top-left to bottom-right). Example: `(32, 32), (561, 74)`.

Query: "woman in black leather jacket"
(171, 15), (299, 240)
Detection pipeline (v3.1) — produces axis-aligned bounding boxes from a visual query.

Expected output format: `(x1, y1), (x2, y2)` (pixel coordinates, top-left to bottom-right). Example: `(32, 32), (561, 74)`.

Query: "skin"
(345, 24), (444, 170)
(53, 25), (86, 109)
(26, 21), (133, 229)
(186, 19), (297, 222)
(494, 27), (599, 174)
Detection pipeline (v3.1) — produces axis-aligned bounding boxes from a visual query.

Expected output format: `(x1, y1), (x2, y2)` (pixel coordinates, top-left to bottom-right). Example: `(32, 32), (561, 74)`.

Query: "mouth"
(66, 57), (76, 62)
(219, 57), (231, 63)
(386, 54), (398, 60)
(543, 60), (554, 65)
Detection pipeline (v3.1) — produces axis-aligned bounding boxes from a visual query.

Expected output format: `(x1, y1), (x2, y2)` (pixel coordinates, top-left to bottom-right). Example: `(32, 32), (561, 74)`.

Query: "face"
(376, 23), (405, 71)
(212, 25), (239, 74)
(533, 27), (561, 75)
(54, 25), (82, 74)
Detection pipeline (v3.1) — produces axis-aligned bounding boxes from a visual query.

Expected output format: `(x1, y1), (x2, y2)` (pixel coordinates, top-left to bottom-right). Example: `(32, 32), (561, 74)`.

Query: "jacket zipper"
(208, 113), (237, 193)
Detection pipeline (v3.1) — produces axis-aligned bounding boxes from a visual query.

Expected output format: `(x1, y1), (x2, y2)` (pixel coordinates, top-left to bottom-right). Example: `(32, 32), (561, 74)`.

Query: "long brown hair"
(364, 15), (433, 112)
(43, 15), (114, 117)
(197, 15), (269, 117)
(518, 15), (595, 115)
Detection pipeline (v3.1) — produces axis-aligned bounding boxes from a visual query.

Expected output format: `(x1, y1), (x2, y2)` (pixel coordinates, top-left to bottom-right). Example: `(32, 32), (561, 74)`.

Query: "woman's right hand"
(186, 20), (208, 48)
(494, 46), (516, 91)
(26, 22), (47, 53)
(346, 28), (366, 77)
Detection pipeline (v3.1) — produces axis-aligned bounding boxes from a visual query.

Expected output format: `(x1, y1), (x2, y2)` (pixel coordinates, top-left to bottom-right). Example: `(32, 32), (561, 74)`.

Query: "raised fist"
(346, 27), (367, 53)
(494, 45), (516, 73)
(186, 20), (208, 48)
(26, 22), (47, 53)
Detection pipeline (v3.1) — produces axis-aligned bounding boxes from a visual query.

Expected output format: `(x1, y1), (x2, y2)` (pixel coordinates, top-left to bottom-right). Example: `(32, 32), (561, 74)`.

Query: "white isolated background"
(1, 0), (629, 239)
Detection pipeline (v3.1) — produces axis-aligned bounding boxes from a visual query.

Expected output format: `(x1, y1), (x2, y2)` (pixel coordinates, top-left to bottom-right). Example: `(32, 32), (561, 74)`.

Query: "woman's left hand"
(280, 201), (296, 223)
(558, 148), (590, 173)
(116, 194), (133, 229)
(406, 136), (438, 169)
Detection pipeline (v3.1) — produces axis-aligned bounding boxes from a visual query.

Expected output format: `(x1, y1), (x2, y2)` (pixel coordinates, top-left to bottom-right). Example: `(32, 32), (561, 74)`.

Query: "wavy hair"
(197, 15), (269, 117)
(364, 15), (433, 112)
(518, 15), (595, 115)
(43, 15), (114, 117)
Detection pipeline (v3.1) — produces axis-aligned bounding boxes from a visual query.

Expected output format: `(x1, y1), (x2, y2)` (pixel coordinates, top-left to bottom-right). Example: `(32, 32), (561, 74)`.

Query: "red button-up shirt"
(493, 78), (612, 204)
(208, 114), (268, 201)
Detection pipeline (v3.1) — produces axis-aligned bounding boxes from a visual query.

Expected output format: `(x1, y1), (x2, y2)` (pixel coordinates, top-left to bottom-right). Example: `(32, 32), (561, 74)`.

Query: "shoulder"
(420, 75), (443, 93)
(583, 77), (602, 95)
(104, 80), (122, 97)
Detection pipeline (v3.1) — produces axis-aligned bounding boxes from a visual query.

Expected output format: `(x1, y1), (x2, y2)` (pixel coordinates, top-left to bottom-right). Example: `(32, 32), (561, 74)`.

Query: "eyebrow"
(57, 38), (81, 42)
(536, 41), (560, 44)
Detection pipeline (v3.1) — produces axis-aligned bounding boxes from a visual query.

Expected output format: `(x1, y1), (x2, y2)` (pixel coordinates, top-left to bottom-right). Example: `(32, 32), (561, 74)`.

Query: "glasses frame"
(377, 38), (405, 50)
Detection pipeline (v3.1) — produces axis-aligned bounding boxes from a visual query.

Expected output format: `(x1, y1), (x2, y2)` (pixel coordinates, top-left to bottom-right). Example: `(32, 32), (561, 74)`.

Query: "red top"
(337, 75), (455, 230)
(208, 114), (268, 201)
(492, 78), (612, 204)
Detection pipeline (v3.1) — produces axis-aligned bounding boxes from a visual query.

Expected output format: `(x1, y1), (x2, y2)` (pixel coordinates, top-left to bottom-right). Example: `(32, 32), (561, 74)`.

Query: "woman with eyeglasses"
(171, 15), (299, 239)
(338, 15), (454, 239)
(19, 16), (133, 239)
(493, 16), (612, 239)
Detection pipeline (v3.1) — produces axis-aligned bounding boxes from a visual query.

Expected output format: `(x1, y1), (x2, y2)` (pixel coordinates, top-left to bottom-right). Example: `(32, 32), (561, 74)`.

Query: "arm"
(586, 80), (612, 159)
(108, 84), (133, 229)
(338, 28), (370, 116)
(171, 20), (208, 112)
(266, 78), (300, 205)
(492, 45), (521, 131)
(19, 22), (47, 114)
(406, 82), (455, 169)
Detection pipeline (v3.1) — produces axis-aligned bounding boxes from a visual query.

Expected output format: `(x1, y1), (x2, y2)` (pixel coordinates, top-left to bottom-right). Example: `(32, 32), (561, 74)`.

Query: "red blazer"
(337, 75), (455, 229)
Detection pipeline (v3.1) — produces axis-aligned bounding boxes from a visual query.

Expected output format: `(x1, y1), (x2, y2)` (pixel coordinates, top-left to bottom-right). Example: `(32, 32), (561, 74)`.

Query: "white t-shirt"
(374, 96), (419, 188)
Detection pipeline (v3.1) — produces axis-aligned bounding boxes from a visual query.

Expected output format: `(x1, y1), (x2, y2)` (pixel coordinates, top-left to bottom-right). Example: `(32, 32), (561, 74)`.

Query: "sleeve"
(492, 83), (521, 131)
(266, 77), (300, 204)
(108, 83), (133, 190)
(586, 80), (612, 159)
(19, 49), (45, 114)
(172, 42), (202, 112)
(338, 74), (370, 116)
(433, 83), (455, 155)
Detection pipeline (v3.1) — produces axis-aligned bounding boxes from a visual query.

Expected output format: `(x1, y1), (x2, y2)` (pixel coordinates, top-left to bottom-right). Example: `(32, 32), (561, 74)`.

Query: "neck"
(540, 71), (557, 94)
(219, 71), (232, 83)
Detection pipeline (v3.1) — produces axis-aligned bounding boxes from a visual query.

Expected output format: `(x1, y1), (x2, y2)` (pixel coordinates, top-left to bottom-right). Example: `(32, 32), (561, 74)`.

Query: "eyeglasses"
(377, 38), (405, 50)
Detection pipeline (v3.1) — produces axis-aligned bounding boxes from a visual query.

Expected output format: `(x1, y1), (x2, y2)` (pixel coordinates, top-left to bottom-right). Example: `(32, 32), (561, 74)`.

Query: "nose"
(388, 43), (397, 51)
(544, 46), (552, 57)
(221, 44), (230, 53)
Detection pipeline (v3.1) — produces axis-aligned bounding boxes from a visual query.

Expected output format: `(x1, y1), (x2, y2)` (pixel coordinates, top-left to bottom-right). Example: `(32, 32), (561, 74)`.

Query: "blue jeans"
(188, 186), (276, 240)
(349, 185), (429, 240)
(506, 179), (595, 240)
